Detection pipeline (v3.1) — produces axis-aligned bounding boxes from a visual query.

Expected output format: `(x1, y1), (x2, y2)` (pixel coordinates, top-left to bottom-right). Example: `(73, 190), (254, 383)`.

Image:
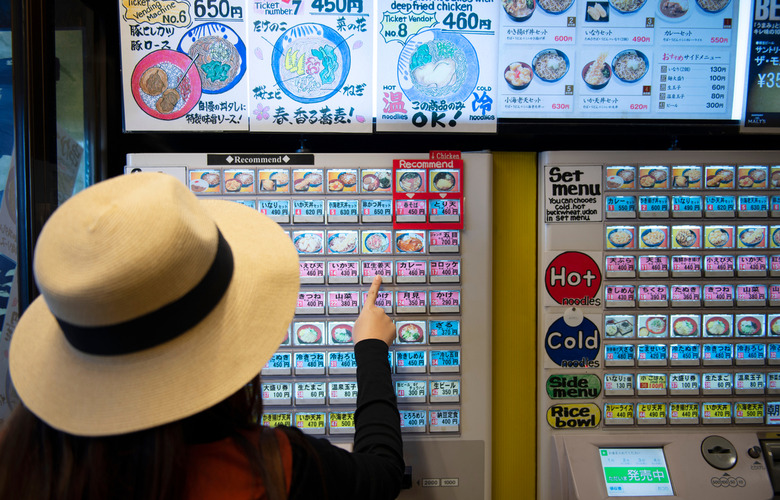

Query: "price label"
(262, 352), (292, 376)
(702, 402), (731, 421)
(639, 256), (668, 273)
(328, 291), (360, 310)
(768, 403), (780, 425)
(702, 373), (733, 392)
(702, 344), (733, 363)
(772, 286), (780, 306)
(294, 382), (326, 403)
(258, 199), (290, 222)
(395, 350), (426, 373)
(637, 373), (667, 394)
(396, 260), (427, 282)
(773, 256), (780, 273)
(361, 290), (393, 311)
(606, 196), (636, 218)
(430, 290), (461, 311)
(361, 199), (392, 222)
(329, 381), (358, 402)
(295, 412), (326, 433)
(606, 256), (635, 272)
(739, 195), (769, 214)
(430, 380), (461, 403)
(638, 285), (668, 304)
(361, 260), (392, 282)
(299, 261), (325, 284)
(735, 402), (764, 422)
(735, 373), (765, 392)
(705, 255), (734, 273)
(395, 290), (427, 311)
(429, 409), (460, 432)
(604, 344), (635, 366)
(400, 410), (427, 432)
(737, 284), (767, 304)
(670, 284), (700, 303)
(429, 320), (460, 342)
(328, 351), (357, 373)
(261, 413), (292, 427)
(328, 261), (359, 283)
(294, 352), (325, 372)
(636, 403), (666, 423)
(396, 380), (427, 402)
(735, 343), (766, 363)
(704, 285), (734, 302)
(671, 195), (702, 214)
(296, 291), (325, 312)
(329, 412), (356, 434)
(603, 403), (634, 425)
(705, 195), (735, 214)
(669, 403), (699, 421)
(395, 199), (427, 220)
(429, 199), (461, 222)
(637, 344), (667, 363)
(293, 199), (325, 222)
(738, 255), (767, 274)
(430, 350), (461, 373)
(429, 230), (460, 252)
(670, 344), (700, 363)
(327, 199), (359, 222)
(605, 285), (635, 306)
(430, 259), (461, 283)
(671, 255), (701, 273)
(639, 195), (669, 214)
(604, 374), (634, 393)
(669, 373), (699, 392)
(262, 382), (292, 405)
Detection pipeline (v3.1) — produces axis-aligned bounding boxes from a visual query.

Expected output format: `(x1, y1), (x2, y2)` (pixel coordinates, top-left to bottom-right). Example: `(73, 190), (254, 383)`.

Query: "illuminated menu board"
(742, 2), (780, 131)
(497, 0), (743, 119)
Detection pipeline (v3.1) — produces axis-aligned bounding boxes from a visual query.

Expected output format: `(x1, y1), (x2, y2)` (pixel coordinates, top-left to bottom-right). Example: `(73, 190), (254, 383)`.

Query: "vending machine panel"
(127, 152), (492, 499)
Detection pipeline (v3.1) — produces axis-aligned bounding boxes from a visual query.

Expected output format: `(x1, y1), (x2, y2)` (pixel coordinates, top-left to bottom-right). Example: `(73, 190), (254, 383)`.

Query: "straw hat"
(9, 172), (299, 436)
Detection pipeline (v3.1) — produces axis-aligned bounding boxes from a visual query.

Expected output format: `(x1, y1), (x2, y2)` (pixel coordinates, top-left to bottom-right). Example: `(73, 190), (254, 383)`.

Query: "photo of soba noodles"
(612, 50), (648, 82)
(537, 0), (573, 13)
(532, 49), (569, 82)
(272, 23), (350, 104)
(696, 0), (730, 12)
(609, 0), (647, 12)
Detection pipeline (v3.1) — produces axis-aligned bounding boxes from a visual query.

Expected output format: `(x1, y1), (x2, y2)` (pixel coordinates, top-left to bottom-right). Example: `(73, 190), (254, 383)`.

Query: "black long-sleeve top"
(285, 339), (404, 500)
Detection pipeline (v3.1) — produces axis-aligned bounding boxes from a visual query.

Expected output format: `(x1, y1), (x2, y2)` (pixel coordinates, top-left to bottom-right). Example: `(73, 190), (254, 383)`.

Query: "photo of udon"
(532, 49), (569, 82)
(408, 38), (467, 98)
(272, 23), (350, 104)
(537, 0), (574, 13)
(187, 35), (242, 92)
(612, 50), (648, 82)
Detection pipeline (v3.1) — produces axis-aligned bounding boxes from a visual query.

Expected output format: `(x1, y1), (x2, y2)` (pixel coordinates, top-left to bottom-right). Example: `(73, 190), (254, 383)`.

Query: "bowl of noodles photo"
(178, 22), (246, 94)
(505, 62), (533, 90)
(696, 0), (730, 13)
(532, 49), (569, 83)
(537, 0), (574, 14)
(612, 49), (648, 83)
(271, 23), (351, 104)
(131, 49), (202, 120)
(503, 0), (536, 21)
(609, 0), (648, 13)
(582, 53), (611, 90)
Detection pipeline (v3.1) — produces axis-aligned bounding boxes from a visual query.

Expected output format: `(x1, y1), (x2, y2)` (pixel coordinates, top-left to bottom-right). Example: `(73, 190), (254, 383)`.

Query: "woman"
(0, 172), (403, 499)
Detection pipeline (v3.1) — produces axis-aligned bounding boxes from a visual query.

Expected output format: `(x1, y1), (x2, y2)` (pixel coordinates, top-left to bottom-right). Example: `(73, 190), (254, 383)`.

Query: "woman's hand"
(353, 275), (396, 346)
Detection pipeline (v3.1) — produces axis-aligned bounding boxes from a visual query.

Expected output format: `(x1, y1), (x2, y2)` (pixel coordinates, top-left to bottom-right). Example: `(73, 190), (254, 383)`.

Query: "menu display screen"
(599, 448), (674, 497)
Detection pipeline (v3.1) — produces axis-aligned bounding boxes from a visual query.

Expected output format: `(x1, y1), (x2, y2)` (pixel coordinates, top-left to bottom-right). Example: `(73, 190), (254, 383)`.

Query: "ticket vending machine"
(537, 151), (780, 499)
(126, 151), (492, 500)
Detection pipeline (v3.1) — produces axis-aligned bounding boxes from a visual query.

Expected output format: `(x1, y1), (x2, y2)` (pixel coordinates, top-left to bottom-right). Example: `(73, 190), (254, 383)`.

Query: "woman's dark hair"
(0, 375), (288, 500)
